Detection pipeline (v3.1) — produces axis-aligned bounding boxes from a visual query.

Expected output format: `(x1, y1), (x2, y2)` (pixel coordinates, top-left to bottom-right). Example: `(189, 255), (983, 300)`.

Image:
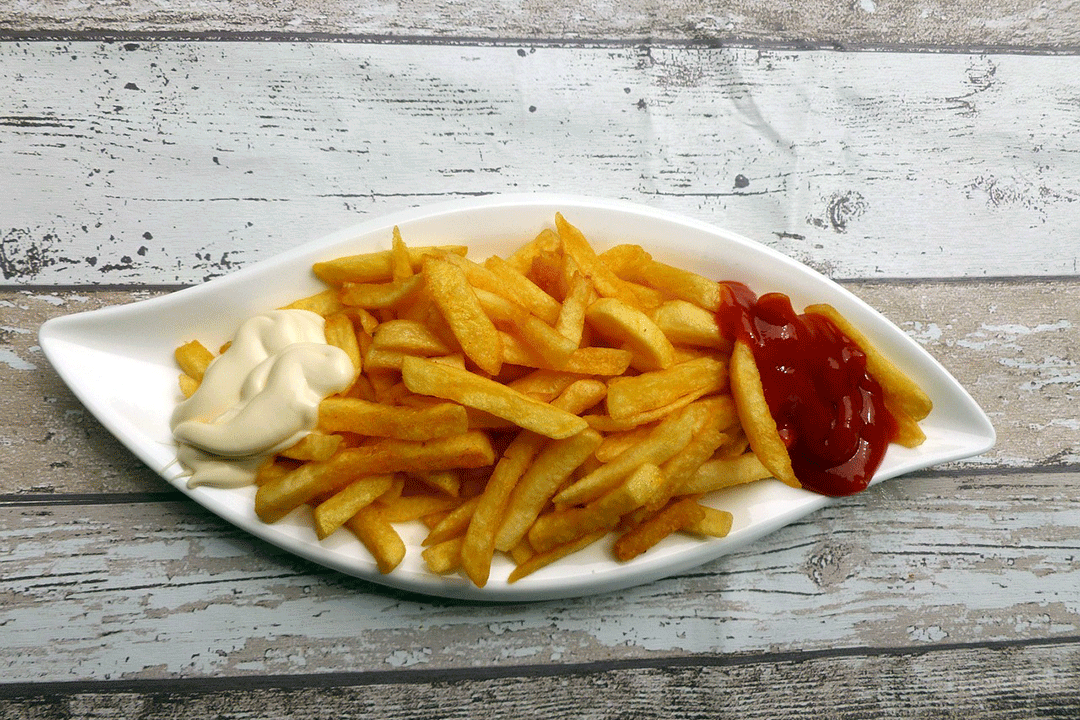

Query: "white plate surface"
(39, 194), (995, 601)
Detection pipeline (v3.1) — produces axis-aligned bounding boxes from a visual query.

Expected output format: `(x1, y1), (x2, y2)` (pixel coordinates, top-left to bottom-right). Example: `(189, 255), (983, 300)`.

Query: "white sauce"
(171, 309), (354, 489)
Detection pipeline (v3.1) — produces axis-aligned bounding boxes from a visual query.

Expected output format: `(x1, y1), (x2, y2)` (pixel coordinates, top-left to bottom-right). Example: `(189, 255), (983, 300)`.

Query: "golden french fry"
(412, 469), (461, 497)
(282, 288), (346, 317)
(494, 428), (603, 552)
(555, 271), (592, 345)
(498, 332), (633, 376)
(605, 356), (727, 420)
(484, 254), (563, 326)
(278, 431), (344, 462)
(507, 369), (583, 402)
(371, 319), (453, 356)
(318, 397), (468, 441)
(346, 506), (406, 574)
(401, 356), (588, 439)
(423, 256), (504, 376)
(650, 300), (731, 351)
(618, 255), (721, 311)
(377, 493), (460, 523)
(339, 274), (424, 309)
(804, 303), (933, 423)
(422, 536), (464, 574)
(175, 340), (214, 381)
(649, 424), (730, 510)
(679, 451), (774, 495)
(474, 288), (576, 367)
(324, 312), (362, 380)
(313, 245), (466, 286)
(683, 505), (733, 538)
(178, 373), (199, 398)
(506, 227), (561, 275)
(594, 423), (657, 463)
(612, 497), (705, 562)
(461, 431), (546, 587)
(550, 379), (607, 415)
(730, 339), (800, 488)
(423, 495), (481, 546)
(390, 226), (413, 282)
(312, 474), (395, 540)
(585, 297), (676, 371)
(508, 530), (607, 583)
(555, 213), (643, 308)
(530, 463), (664, 553)
(555, 400), (713, 506)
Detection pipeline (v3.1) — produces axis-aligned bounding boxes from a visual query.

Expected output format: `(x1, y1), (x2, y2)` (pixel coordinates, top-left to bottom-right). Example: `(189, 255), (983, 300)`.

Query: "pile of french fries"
(174, 213), (929, 587)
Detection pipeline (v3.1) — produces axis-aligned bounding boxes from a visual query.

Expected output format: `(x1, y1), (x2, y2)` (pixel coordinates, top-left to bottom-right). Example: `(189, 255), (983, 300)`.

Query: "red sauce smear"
(718, 281), (897, 496)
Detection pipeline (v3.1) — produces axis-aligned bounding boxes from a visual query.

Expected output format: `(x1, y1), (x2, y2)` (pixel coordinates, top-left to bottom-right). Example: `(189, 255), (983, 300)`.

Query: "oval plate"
(38, 194), (995, 601)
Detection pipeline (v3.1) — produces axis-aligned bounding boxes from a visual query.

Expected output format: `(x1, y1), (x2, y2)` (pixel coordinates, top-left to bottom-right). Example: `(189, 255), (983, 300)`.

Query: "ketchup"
(718, 281), (897, 496)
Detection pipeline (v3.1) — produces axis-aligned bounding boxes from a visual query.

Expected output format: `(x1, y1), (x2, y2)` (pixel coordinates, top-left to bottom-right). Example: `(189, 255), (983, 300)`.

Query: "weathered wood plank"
(3, 0), (1078, 51)
(2, 467), (1077, 682)
(3, 640), (1079, 719)
(4, 280), (1075, 495)
(2, 42), (1079, 284)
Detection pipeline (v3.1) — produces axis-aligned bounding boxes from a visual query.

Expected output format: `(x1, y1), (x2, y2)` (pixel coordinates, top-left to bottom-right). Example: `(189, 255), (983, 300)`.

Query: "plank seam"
(1, 31), (1080, 56)
(2, 634), (1078, 699)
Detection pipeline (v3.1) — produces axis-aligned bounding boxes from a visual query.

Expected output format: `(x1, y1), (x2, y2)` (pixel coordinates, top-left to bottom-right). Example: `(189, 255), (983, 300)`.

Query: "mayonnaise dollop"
(171, 309), (354, 489)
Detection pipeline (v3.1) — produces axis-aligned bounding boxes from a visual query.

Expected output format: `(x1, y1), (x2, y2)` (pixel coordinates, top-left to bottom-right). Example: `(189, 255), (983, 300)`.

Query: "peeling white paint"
(0, 348), (36, 370)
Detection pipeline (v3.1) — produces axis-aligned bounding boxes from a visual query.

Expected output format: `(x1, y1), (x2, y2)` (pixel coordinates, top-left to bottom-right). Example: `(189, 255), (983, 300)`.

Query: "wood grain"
(3, 0), (1078, 51)
(2, 466), (1077, 682)
(3, 641), (1079, 719)
(3, 43), (1080, 285)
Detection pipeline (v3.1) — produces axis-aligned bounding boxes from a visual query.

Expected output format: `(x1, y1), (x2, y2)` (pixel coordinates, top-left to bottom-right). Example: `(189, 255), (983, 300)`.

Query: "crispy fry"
(585, 297), (676, 371)
(401, 356), (588, 439)
(650, 299), (731, 351)
(461, 431), (546, 587)
(508, 530), (607, 583)
(612, 497), (705, 562)
(346, 506), (406, 574)
(312, 474), (395, 540)
(422, 536), (464, 574)
(729, 339), (799, 488)
(423, 256), (504, 376)
(494, 428), (603, 552)
(318, 397), (468, 441)
(278, 431), (344, 462)
(324, 312), (362, 381)
(679, 452), (774, 495)
(605, 356), (727, 420)
(175, 340), (214, 381)
(340, 274), (424, 309)
(313, 244), (466, 286)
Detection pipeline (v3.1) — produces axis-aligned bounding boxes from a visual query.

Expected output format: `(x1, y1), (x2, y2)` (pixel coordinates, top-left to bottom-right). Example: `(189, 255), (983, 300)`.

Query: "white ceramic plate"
(39, 194), (995, 601)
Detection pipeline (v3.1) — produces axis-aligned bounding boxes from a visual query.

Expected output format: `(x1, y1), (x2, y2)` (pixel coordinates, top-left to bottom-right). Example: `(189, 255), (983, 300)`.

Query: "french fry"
(506, 227), (561, 275)
(555, 400), (713, 506)
(401, 356), (588, 439)
(584, 297), (676, 371)
(605, 356), (727, 420)
(324, 312), (362, 380)
(498, 332), (633, 376)
(313, 245), (466, 286)
(312, 474), (395, 539)
(650, 299), (730, 351)
(804, 303), (933, 423)
(683, 505), (734, 538)
(529, 463), (664, 553)
(339, 274), (424, 309)
(282, 288), (345, 317)
(617, 255), (721, 311)
(555, 271), (592, 345)
(474, 287), (576, 367)
(423, 256), (504, 376)
(423, 495), (481, 546)
(612, 497), (705, 562)
(729, 340), (799, 488)
(371, 319), (453, 356)
(346, 506), (406, 574)
(508, 530), (607, 583)
(678, 452), (774, 495)
(178, 373), (199, 398)
(318, 397), (468, 441)
(278, 431), (344, 462)
(175, 340), (214, 381)
(461, 431), (546, 587)
(390, 226), (413, 282)
(422, 536), (464, 574)
(484, 254), (563, 326)
(555, 213), (643, 308)
(494, 428), (603, 552)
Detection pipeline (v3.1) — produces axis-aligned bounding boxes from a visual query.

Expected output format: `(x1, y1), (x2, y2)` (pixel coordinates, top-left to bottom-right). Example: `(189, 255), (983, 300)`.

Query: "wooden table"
(3, 2), (1078, 717)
